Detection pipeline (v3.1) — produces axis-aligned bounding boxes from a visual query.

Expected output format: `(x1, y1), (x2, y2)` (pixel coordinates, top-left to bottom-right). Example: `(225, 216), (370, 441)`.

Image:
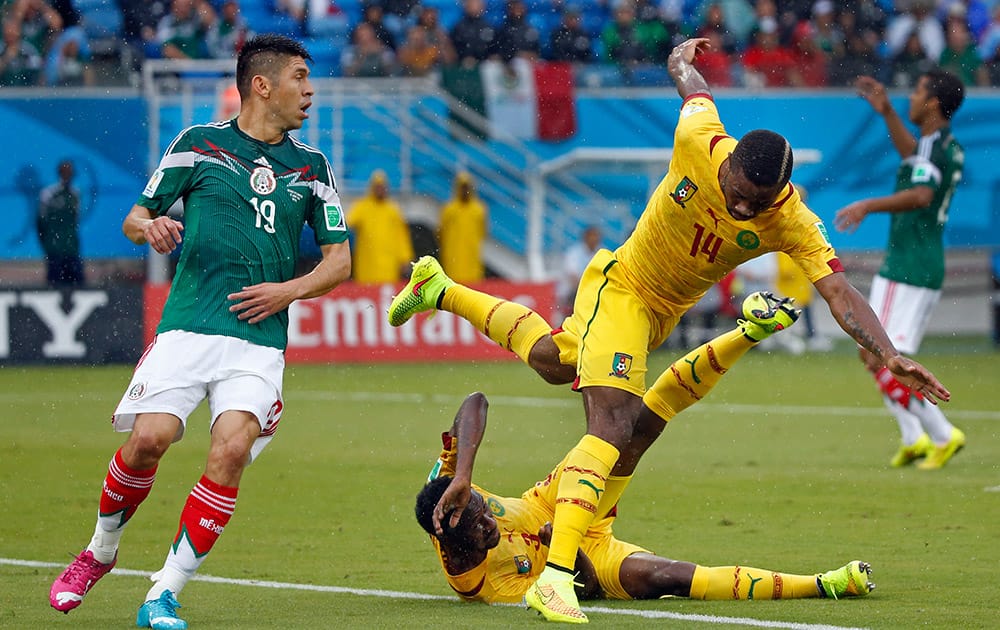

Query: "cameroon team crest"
(671, 176), (699, 208)
(513, 555), (532, 574)
(609, 352), (633, 379)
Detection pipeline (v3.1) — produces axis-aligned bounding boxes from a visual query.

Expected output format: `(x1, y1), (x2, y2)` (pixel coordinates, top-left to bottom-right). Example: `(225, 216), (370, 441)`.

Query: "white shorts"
(114, 330), (285, 462)
(869, 275), (940, 355)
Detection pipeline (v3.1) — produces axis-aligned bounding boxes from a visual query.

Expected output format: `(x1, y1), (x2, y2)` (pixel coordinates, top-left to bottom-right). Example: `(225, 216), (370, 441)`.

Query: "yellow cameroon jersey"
(426, 434), (642, 604)
(615, 94), (842, 315)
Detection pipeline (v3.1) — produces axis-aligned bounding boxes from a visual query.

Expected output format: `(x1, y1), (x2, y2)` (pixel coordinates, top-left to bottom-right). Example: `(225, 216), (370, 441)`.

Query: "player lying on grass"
(416, 391), (874, 609)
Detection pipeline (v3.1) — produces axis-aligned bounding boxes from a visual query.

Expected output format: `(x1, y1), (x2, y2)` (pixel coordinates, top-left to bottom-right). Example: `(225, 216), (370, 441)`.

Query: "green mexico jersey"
(139, 120), (349, 349)
(881, 126), (963, 290)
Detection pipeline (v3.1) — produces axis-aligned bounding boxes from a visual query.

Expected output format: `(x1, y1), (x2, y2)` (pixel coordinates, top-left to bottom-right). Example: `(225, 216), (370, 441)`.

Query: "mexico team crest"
(609, 352), (633, 379)
(671, 177), (699, 208)
(127, 382), (146, 400)
(250, 166), (277, 195)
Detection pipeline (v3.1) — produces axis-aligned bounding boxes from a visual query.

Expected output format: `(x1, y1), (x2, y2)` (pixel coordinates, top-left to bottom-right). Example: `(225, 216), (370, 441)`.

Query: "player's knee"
(528, 339), (574, 384)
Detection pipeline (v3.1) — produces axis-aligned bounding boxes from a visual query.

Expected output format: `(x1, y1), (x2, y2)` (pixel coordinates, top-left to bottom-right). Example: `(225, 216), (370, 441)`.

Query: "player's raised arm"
(432, 392), (489, 534)
(668, 38), (712, 101)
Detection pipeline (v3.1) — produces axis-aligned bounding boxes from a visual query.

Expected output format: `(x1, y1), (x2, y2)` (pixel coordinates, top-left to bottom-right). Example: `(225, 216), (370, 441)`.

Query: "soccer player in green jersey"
(834, 71), (966, 471)
(49, 34), (352, 629)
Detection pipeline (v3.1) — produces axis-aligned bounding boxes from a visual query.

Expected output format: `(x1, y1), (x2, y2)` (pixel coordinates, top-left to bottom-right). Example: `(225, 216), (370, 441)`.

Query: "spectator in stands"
(602, 2), (648, 65)
(696, 2), (739, 55)
(890, 29), (935, 87)
(826, 6), (880, 86)
(751, 0), (791, 46)
(885, 0), (944, 63)
(352, 1), (397, 51)
(155, 0), (216, 60)
(8, 0), (63, 61)
(44, 27), (92, 85)
(415, 6), (455, 65)
(0, 20), (42, 85)
(494, 0), (541, 63)
(938, 0), (990, 41)
(274, 0), (305, 30)
(978, 5), (1000, 85)
(809, 0), (843, 58)
(302, 0), (348, 38)
(438, 171), (488, 284)
(450, 0), (497, 66)
(556, 224), (601, 320)
(116, 0), (168, 68)
(342, 21), (398, 77)
(939, 18), (989, 85)
(398, 23), (445, 76)
(690, 0), (756, 49)
(381, 0), (419, 41)
(346, 170), (414, 284)
(692, 28), (733, 86)
(547, 5), (593, 63)
(741, 21), (800, 87)
(36, 159), (84, 287)
(207, 0), (251, 59)
(791, 20), (829, 86)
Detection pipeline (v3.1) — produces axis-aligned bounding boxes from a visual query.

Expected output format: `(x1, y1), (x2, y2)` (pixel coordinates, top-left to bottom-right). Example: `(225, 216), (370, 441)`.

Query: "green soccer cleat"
(917, 427), (966, 470)
(524, 566), (588, 624)
(818, 561), (875, 599)
(387, 256), (455, 327)
(890, 432), (932, 467)
(739, 291), (801, 342)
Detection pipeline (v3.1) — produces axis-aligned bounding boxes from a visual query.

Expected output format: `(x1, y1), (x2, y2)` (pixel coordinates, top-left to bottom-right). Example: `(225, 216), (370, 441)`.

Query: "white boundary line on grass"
(3, 557), (867, 630)
(2, 389), (997, 421)
(290, 390), (1000, 422)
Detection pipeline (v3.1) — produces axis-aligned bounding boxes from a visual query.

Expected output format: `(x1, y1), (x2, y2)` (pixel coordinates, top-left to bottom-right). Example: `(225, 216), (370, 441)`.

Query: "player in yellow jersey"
(416, 392), (874, 615)
(391, 38), (949, 623)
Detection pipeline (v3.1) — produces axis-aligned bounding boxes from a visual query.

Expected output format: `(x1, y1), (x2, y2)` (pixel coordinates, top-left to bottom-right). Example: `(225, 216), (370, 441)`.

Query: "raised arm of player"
(432, 392), (489, 535)
(668, 38), (712, 101)
(228, 240), (351, 324)
(855, 76), (917, 158)
(813, 273), (950, 403)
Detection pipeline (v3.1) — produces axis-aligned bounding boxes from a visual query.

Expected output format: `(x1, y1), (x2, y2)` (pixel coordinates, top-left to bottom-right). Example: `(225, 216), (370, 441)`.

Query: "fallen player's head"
(722, 129), (793, 220)
(415, 476), (501, 551)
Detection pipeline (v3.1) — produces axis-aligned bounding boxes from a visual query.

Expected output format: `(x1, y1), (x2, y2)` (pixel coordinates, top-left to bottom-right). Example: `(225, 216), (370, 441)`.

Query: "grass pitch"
(2, 338), (999, 629)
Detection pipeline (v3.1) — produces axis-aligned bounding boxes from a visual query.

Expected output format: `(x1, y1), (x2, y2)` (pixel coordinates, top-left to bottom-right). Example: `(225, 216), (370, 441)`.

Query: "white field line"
(3, 389), (998, 421)
(3, 558), (867, 630)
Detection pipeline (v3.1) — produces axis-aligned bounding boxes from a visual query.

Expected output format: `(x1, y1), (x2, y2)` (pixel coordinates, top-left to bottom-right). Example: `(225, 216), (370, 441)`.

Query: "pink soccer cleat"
(49, 550), (116, 613)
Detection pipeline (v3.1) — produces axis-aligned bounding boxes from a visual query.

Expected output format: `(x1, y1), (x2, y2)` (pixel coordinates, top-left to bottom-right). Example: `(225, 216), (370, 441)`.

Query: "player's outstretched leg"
(524, 565), (588, 624)
(136, 590), (187, 630)
(49, 550), (117, 613)
(817, 561), (875, 599)
(739, 291), (801, 342)
(388, 256), (455, 327)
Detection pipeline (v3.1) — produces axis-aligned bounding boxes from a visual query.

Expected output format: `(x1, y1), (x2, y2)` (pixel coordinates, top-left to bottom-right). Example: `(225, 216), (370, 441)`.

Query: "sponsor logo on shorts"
(609, 352), (632, 379)
(127, 382), (146, 400)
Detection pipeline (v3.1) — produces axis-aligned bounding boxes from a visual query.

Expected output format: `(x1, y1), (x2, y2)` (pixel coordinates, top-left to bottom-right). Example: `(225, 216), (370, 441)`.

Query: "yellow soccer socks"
(441, 285), (552, 363)
(690, 565), (823, 600)
(643, 327), (755, 422)
(546, 434), (620, 570)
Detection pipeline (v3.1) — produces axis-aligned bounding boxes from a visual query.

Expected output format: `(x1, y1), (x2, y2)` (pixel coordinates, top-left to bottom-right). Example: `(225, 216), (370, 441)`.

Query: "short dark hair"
(923, 69), (965, 120)
(731, 129), (794, 190)
(236, 34), (312, 99)
(415, 476), (454, 538)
